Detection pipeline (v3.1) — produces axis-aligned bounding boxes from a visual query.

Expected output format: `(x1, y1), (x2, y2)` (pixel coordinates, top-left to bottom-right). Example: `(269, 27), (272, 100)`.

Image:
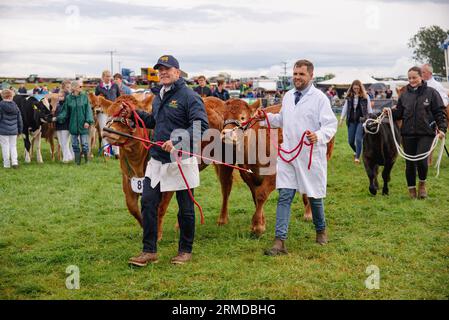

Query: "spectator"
(95, 70), (121, 157)
(0, 89), (23, 169)
(54, 80), (74, 163)
(113, 73), (132, 95)
(32, 85), (40, 94)
(246, 90), (254, 98)
(41, 86), (49, 94)
(56, 81), (94, 165)
(193, 75), (212, 97)
(339, 80), (372, 164)
(421, 64), (449, 107)
(385, 88), (393, 99)
(18, 84), (27, 94)
(95, 70), (120, 101)
(213, 79), (230, 101)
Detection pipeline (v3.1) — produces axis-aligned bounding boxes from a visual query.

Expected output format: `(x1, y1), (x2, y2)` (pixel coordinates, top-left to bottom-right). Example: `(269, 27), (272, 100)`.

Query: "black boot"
(74, 152), (81, 165)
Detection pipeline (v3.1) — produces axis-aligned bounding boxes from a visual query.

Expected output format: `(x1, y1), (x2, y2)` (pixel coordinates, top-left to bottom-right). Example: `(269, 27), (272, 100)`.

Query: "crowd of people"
(0, 56), (447, 267)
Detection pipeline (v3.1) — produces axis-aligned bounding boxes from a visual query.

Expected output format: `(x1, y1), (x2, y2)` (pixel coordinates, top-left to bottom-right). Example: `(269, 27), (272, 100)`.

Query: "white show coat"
(145, 156), (200, 192)
(426, 77), (449, 107)
(265, 85), (338, 198)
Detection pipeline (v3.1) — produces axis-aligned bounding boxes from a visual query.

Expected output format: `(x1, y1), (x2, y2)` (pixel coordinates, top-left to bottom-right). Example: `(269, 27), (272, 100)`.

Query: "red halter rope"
(239, 109), (314, 169)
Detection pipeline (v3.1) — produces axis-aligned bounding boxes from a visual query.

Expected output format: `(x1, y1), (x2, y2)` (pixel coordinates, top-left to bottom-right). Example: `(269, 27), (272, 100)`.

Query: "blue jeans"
(71, 134), (89, 155)
(275, 188), (326, 240)
(347, 122), (364, 159)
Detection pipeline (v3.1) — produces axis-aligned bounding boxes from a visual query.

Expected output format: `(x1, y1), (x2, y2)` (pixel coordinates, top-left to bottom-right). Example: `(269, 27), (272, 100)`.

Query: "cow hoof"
(217, 218), (228, 226)
(303, 213), (312, 222)
(251, 225), (266, 237)
(369, 186), (377, 195)
(382, 189), (389, 196)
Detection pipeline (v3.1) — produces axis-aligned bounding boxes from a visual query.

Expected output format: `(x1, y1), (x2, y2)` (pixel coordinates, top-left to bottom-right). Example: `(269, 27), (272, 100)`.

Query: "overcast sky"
(0, 0), (448, 79)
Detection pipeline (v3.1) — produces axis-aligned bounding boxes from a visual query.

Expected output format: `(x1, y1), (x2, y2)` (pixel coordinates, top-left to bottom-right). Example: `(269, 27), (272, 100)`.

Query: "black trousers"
(141, 177), (195, 253)
(402, 136), (434, 187)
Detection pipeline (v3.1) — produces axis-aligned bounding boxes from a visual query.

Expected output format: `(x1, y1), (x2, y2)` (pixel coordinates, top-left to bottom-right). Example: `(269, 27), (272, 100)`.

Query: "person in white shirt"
(422, 64), (449, 107)
(256, 59), (338, 254)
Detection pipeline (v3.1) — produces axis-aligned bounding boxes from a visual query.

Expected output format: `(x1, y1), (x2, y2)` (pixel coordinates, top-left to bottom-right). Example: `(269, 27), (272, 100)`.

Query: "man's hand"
(161, 140), (175, 152)
(437, 130), (445, 140)
(254, 108), (266, 120)
(121, 101), (133, 118)
(52, 117), (57, 122)
(382, 107), (390, 115)
(83, 123), (89, 129)
(306, 131), (318, 144)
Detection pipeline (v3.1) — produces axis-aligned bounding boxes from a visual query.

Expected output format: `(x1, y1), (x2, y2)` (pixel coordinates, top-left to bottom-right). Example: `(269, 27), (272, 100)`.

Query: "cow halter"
(104, 102), (138, 146)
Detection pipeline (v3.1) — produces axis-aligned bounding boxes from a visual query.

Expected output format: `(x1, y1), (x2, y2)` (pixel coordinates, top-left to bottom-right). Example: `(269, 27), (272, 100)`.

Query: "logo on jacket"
(169, 100), (178, 108)
(423, 98), (430, 106)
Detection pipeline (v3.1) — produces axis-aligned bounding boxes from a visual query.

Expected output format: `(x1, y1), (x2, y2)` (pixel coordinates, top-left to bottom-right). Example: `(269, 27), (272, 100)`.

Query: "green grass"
(0, 126), (448, 300)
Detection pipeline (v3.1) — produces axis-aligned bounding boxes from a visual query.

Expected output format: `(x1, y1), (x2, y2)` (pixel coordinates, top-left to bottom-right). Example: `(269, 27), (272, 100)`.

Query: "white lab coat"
(426, 77), (449, 107)
(265, 85), (338, 198)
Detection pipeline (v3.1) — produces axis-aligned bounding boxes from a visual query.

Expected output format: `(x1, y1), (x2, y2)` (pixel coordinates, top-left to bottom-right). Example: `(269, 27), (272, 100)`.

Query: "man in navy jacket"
(128, 55), (209, 266)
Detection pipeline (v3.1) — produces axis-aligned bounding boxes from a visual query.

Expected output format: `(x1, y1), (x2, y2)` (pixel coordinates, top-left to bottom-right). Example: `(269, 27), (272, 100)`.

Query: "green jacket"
(57, 93), (94, 135)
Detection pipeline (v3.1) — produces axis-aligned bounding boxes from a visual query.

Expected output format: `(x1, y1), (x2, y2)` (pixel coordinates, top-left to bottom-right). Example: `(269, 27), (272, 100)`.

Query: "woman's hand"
(84, 123), (89, 129)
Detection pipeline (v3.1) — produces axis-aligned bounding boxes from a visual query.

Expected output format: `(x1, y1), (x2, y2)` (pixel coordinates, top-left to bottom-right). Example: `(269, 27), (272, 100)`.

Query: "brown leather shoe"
(171, 252), (192, 265)
(128, 252), (158, 267)
(316, 230), (328, 245)
(264, 238), (288, 256)
(408, 187), (417, 199)
(418, 181), (427, 199)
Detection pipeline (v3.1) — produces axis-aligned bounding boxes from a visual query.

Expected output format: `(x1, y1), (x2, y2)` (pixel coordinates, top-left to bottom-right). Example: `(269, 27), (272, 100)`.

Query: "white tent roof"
(317, 72), (379, 86)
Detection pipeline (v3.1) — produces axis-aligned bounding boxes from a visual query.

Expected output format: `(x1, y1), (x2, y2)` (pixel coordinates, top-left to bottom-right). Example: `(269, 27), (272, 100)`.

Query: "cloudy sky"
(0, 0), (448, 79)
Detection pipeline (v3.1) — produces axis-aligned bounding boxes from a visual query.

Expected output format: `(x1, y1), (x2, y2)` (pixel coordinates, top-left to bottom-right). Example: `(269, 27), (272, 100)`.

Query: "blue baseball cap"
(154, 55), (179, 70)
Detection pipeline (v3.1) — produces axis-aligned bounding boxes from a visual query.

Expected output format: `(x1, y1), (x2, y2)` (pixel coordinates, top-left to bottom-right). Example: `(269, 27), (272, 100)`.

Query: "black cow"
(362, 113), (400, 195)
(13, 94), (52, 163)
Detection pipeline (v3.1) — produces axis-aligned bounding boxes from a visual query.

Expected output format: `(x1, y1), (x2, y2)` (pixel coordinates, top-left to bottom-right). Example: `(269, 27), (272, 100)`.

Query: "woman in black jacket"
(386, 66), (447, 199)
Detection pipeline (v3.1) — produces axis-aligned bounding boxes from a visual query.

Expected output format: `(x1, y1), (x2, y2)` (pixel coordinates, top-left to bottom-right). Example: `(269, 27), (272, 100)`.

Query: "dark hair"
(198, 75), (206, 81)
(294, 59), (314, 74)
(113, 73), (122, 80)
(217, 79), (225, 86)
(408, 66), (422, 77)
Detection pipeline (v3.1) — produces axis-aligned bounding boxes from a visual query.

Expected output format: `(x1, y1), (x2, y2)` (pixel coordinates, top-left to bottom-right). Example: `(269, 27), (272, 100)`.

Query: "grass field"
(0, 125), (448, 300)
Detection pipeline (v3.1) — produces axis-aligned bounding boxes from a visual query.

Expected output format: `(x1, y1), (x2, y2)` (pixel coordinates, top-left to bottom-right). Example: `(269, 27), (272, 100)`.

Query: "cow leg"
(24, 134), (31, 163)
(250, 176), (276, 237)
(302, 194), (312, 221)
(363, 158), (379, 195)
(33, 129), (43, 163)
(382, 161), (394, 196)
(215, 164), (234, 225)
(157, 191), (174, 241)
(49, 137), (55, 161)
(122, 175), (143, 226)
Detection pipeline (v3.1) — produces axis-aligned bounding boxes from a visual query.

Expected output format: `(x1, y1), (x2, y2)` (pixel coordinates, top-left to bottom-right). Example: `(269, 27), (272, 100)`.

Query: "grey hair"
(422, 63), (433, 74)
(71, 80), (81, 88)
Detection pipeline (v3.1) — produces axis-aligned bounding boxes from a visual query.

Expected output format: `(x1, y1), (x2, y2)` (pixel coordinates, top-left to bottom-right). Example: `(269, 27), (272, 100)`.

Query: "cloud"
(0, 0), (448, 78)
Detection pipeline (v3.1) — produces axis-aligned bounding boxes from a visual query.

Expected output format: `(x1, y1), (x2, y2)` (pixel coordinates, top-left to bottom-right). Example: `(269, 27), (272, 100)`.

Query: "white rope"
(362, 108), (446, 177)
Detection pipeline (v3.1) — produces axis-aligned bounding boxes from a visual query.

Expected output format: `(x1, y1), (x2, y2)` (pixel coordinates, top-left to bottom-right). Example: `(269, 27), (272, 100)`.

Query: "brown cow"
(220, 99), (335, 234)
(99, 95), (228, 240)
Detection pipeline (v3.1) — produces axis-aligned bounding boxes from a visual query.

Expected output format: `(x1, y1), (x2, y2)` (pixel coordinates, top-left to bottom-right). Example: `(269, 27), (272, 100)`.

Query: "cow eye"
(240, 116), (245, 120)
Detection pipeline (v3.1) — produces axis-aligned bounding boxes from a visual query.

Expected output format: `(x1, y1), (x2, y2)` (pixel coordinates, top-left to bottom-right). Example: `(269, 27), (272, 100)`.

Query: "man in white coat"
(422, 64), (449, 107)
(256, 59), (338, 254)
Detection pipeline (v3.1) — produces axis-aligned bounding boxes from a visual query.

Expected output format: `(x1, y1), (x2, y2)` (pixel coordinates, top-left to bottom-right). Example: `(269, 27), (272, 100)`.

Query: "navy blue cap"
(154, 55), (179, 70)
